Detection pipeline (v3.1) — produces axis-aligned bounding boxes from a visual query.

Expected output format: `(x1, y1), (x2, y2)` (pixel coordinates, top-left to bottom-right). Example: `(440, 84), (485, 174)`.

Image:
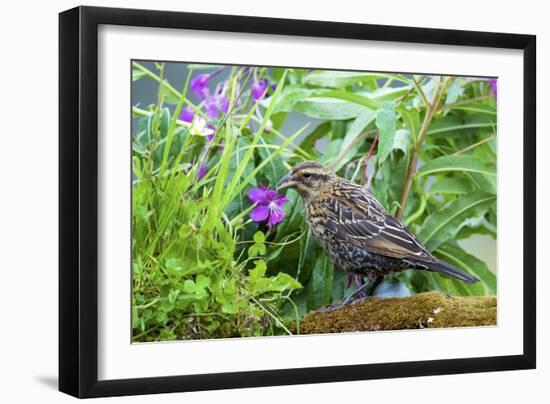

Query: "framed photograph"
(59, 6), (536, 398)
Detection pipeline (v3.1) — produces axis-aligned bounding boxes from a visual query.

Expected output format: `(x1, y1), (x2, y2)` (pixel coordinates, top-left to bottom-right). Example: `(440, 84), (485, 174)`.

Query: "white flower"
(190, 117), (214, 137)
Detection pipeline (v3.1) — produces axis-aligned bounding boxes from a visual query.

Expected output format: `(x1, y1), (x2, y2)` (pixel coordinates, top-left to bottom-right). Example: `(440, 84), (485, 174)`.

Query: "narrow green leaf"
(435, 242), (496, 295)
(332, 109), (376, 172)
(428, 113), (496, 136)
(417, 154), (496, 177)
(357, 86), (412, 103)
(398, 105), (420, 142)
(307, 254), (333, 310)
(393, 128), (412, 155)
(376, 101), (397, 163)
(312, 90), (379, 109)
(132, 69), (147, 81)
(304, 71), (409, 88)
(417, 191), (496, 250)
(294, 97), (365, 120)
(429, 177), (475, 195)
(445, 78), (466, 104)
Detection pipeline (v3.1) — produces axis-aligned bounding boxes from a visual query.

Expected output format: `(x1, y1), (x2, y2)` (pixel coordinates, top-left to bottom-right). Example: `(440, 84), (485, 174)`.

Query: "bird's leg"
(341, 274), (383, 305)
(319, 274), (383, 313)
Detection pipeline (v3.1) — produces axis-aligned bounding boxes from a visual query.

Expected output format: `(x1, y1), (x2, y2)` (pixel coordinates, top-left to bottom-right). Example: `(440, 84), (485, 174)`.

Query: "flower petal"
(197, 164), (207, 180)
(267, 206), (285, 226)
(190, 74), (210, 100)
(264, 189), (278, 201)
(250, 205), (269, 222)
(273, 195), (289, 207)
(251, 79), (268, 101)
(205, 99), (219, 119)
(219, 96), (229, 113)
(489, 79), (497, 97)
(179, 106), (195, 123)
(248, 186), (268, 203)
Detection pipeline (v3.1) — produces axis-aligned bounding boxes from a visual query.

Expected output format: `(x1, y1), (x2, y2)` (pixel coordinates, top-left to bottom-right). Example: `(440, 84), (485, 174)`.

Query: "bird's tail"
(426, 260), (479, 284)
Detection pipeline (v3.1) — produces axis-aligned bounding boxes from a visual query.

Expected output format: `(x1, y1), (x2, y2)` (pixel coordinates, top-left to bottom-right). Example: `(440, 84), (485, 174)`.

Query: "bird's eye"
(302, 173), (312, 179)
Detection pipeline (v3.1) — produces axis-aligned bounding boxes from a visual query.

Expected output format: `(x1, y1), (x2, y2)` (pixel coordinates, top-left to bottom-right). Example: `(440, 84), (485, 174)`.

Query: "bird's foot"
(318, 295), (371, 313)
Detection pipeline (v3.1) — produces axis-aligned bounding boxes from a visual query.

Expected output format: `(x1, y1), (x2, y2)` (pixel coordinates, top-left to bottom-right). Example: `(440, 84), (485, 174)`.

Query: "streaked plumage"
(277, 161), (478, 296)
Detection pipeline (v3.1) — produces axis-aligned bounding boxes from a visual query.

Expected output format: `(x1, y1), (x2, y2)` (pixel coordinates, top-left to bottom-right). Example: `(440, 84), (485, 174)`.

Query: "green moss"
(300, 291), (496, 334)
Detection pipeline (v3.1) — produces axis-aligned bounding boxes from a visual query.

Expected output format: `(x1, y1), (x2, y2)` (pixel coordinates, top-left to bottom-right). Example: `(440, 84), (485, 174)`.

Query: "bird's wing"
(321, 184), (433, 261)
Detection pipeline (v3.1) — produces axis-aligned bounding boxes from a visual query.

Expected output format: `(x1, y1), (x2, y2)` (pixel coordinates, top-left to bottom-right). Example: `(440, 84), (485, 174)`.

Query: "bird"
(277, 160), (479, 307)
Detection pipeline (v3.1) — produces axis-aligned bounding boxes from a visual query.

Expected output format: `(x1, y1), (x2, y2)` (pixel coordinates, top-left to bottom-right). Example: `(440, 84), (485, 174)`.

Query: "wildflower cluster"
(183, 67), (285, 224)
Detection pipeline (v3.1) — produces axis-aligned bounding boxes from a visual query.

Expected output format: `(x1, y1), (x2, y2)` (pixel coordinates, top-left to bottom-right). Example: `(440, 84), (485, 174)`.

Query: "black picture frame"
(59, 5), (536, 398)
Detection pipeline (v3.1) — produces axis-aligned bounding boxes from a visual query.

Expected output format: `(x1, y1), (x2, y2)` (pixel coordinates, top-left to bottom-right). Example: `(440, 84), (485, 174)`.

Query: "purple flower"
(206, 124), (216, 142)
(251, 79), (271, 102)
(190, 74), (210, 100)
(248, 185), (289, 228)
(179, 106), (195, 123)
(197, 163), (207, 181)
(489, 78), (497, 97)
(204, 94), (229, 119)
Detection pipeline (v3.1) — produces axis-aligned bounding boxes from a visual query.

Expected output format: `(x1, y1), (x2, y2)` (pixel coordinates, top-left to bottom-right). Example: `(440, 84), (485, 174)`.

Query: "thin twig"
(395, 76), (449, 221)
(412, 76), (430, 109)
(360, 132), (379, 187)
(397, 75), (425, 104)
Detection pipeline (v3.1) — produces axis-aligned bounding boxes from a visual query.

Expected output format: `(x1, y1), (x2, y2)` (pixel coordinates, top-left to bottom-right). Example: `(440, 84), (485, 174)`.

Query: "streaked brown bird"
(277, 160), (478, 306)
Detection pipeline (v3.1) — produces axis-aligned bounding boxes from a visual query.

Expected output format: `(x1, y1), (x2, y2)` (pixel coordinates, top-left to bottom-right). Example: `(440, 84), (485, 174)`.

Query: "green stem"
(396, 76), (449, 221)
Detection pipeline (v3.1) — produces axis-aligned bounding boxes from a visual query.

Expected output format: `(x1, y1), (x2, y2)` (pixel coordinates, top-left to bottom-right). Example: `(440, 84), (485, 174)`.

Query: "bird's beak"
(277, 173), (298, 191)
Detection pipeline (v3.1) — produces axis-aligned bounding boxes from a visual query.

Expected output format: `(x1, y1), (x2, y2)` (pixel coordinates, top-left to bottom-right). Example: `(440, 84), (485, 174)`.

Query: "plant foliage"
(132, 62), (497, 341)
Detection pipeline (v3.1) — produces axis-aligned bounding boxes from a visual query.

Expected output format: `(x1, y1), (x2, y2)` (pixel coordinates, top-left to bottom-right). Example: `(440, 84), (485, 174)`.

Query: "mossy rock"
(300, 291), (496, 334)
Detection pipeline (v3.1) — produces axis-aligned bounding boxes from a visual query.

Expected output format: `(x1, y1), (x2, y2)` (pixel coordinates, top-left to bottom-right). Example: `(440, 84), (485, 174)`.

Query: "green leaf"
(398, 106), (420, 141)
(322, 139), (344, 163)
(467, 172), (497, 194)
(273, 191), (303, 242)
(146, 107), (170, 142)
(447, 101), (496, 115)
(376, 101), (397, 163)
(429, 177), (475, 195)
(264, 86), (319, 113)
(297, 228), (320, 285)
(332, 109), (376, 172)
(132, 68), (147, 81)
(445, 78), (466, 104)
(268, 272), (302, 292)
(253, 231), (265, 243)
(256, 139), (287, 187)
(307, 254), (334, 311)
(132, 306), (139, 329)
(417, 154), (496, 178)
(417, 191), (496, 251)
(297, 122), (330, 153)
(357, 86), (411, 103)
(293, 97), (366, 120)
(159, 80), (181, 104)
(428, 113), (496, 136)
(183, 280), (196, 294)
(304, 71), (404, 88)
(196, 274), (210, 289)
(393, 129), (412, 155)
(312, 90), (379, 110)
(434, 242), (496, 295)
(164, 257), (197, 277)
(249, 260), (267, 281)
